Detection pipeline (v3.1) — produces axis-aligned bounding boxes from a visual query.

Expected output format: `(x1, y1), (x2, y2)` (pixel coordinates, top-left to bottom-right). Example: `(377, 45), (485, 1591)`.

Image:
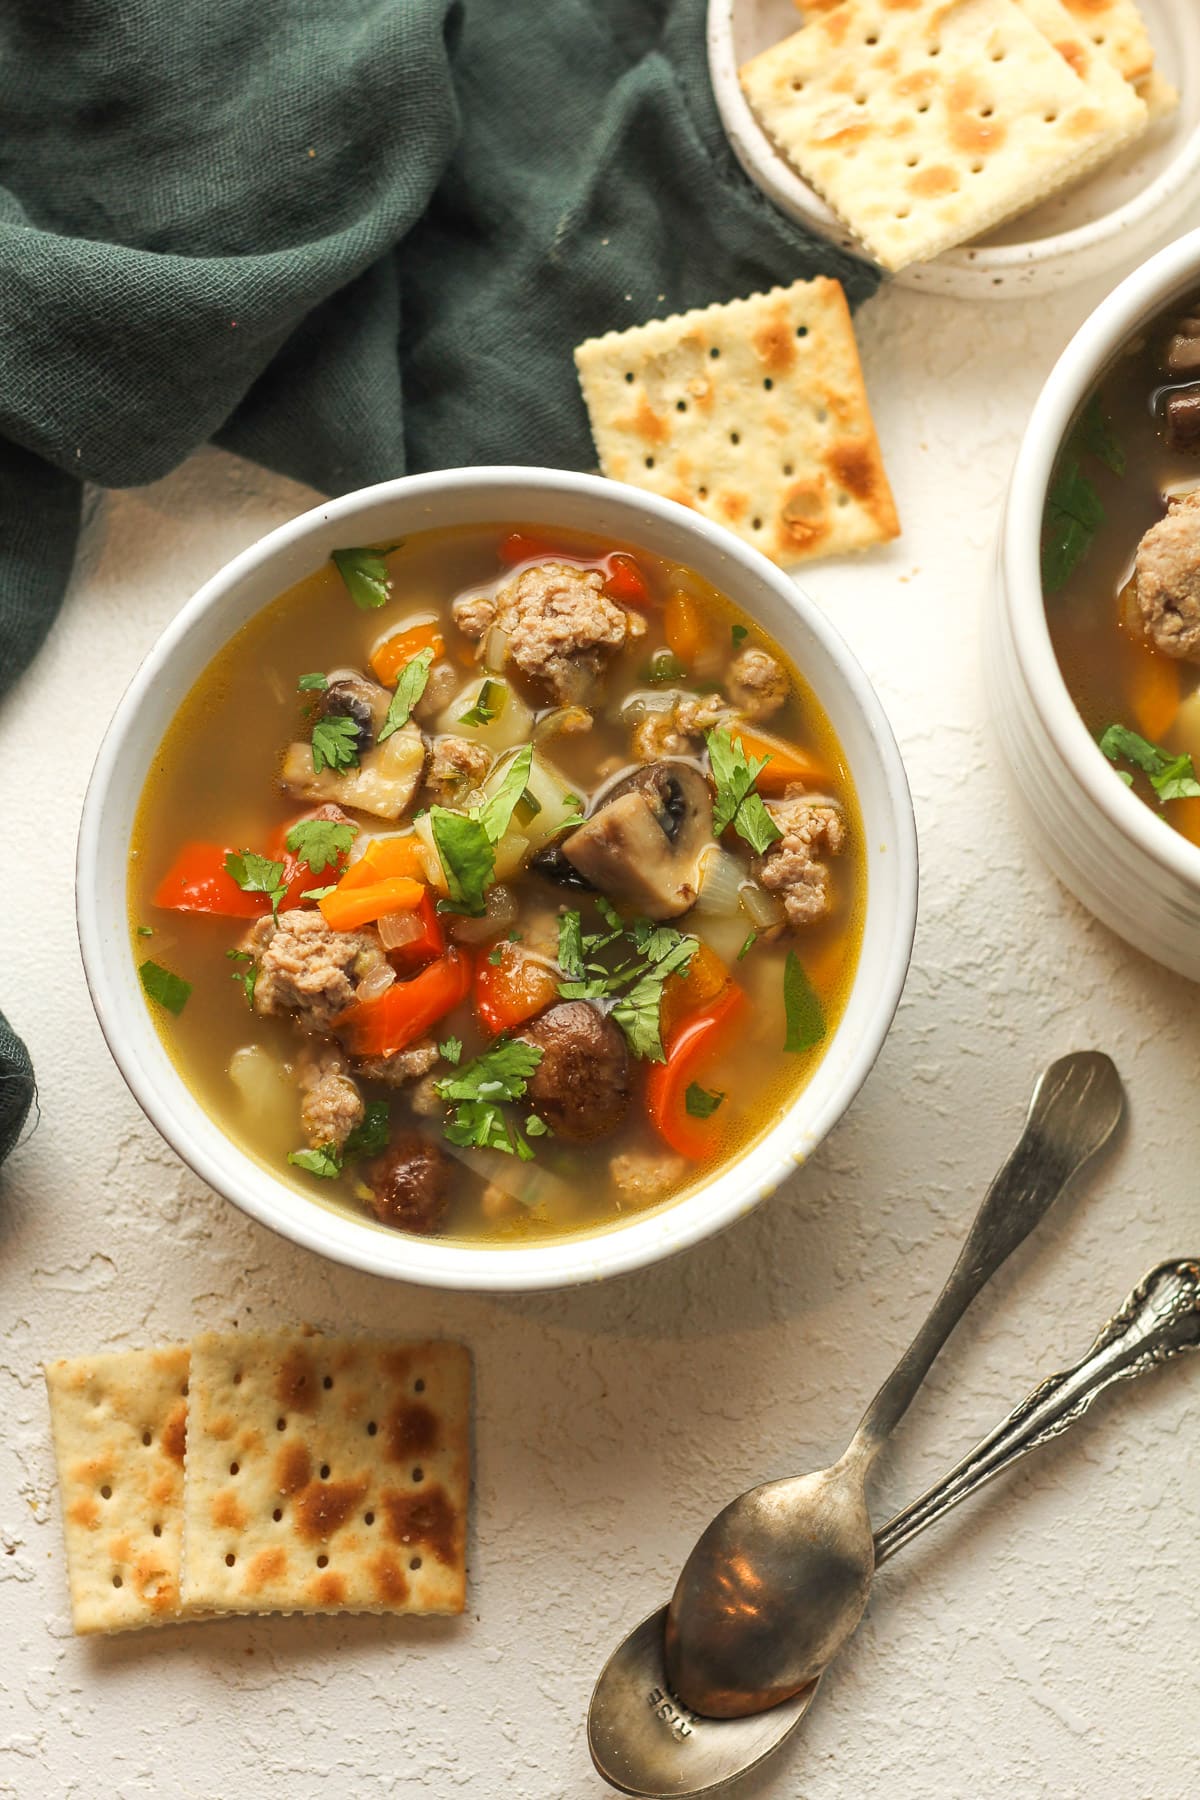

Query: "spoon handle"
(852, 1052), (1123, 1462)
(873, 1257), (1200, 1567)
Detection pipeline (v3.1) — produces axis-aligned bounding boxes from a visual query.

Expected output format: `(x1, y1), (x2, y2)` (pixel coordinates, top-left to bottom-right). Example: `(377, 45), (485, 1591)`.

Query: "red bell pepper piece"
(473, 942), (560, 1035)
(602, 552), (651, 607)
(389, 888), (446, 975)
(497, 531), (573, 567)
(335, 947), (471, 1060)
(647, 982), (745, 1160)
(152, 844), (271, 918)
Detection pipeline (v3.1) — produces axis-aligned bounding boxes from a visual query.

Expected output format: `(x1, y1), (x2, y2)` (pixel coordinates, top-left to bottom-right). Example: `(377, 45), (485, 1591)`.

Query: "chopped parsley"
(783, 951), (825, 1053)
(731, 623), (749, 649)
(300, 884), (338, 901)
(488, 945), (505, 966)
(1099, 723), (1200, 803)
(431, 745), (534, 916)
(643, 649), (688, 685)
(685, 1083), (724, 1119)
(135, 924), (153, 937)
(706, 727), (782, 856)
(436, 1039), (547, 1160)
(224, 850), (288, 916)
(285, 817), (357, 873)
(331, 544), (402, 611)
(379, 646), (434, 743)
(1042, 398), (1123, 594)
(556, 906), (696, 1062)
(297, 672), (328, 692)
(459, 678), (505, 728)
(288, 1143), (342, 1179)
(226, 947), (258, 1009)
(737, 929), (757, 961)
(139, 959), (192, 1016)
(344, 1100), (390, 1160)
(310, 712), (361, 775)
(439, 1036), (463, 1065)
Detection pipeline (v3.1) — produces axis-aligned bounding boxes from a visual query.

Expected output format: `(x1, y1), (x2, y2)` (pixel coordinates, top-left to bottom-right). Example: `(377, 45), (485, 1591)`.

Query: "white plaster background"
(0, 261), (1197, 1799)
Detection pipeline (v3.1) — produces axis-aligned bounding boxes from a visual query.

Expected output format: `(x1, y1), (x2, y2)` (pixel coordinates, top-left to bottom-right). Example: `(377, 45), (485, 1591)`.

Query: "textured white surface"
(1, 268), (1198, 1798)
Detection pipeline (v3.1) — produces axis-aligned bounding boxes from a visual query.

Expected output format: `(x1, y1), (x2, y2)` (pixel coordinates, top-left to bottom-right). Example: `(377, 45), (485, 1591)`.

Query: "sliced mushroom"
(281, 718), (425, 820)
(320, 670), (390, 756)
(560, 761), (713, 919)
(1162, 386), (1200, 454)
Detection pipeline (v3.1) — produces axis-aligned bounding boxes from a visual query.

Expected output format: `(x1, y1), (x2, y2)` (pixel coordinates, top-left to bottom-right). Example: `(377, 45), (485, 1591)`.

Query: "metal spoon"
(665, 1051), (1123, 1719)
(589, 1255), (1200, 1798)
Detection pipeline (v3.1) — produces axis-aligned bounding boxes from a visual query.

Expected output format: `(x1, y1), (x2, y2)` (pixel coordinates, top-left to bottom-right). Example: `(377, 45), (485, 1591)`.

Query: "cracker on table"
(182, 1331), (470, 1616)
(44, 1346), (192, 1634)
(574, 279), (898, 567)
(741, 0), (1147, 273)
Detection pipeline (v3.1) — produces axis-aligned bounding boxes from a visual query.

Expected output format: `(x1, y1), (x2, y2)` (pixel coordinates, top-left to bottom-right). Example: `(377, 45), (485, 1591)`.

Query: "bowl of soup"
(990, 227), (1200, 979)
(78, 467), (917, 1290)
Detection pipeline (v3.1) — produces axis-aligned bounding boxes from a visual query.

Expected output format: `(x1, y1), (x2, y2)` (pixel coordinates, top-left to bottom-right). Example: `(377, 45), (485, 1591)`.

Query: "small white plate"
(709, 0), (1200, 299)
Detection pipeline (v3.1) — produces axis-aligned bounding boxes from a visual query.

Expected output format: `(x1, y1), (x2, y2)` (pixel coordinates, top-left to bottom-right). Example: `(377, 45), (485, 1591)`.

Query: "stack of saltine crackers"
(44, 1331), (470, 1633)
(740, 0), (1175, 272)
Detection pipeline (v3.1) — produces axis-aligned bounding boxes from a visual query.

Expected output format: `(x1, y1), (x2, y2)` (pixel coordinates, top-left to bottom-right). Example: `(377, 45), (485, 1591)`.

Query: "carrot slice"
(1128, 646), (1180, 743)
(319, 876), (424, 932)
(474, 943), (560, 1034)
(732, 725), (827, 793)
(370, 620), (445, 686)
(664, 589), (707, 666)
(337, 836), (430, 892)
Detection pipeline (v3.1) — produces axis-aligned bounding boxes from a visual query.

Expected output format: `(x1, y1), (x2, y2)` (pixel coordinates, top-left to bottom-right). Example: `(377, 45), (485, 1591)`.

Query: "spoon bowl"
(664, 1051), (1123, 1717)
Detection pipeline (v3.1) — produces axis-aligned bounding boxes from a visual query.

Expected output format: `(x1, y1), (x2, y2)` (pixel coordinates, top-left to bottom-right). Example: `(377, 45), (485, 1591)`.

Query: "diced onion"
(483, 624), (511, 672)
(445, 883), (518, 944)
(228, 1046), (298, 1141)
(615, 688), (677, 725)
(356, 961), (397, 1003)
(438, 1134), (575, 1215)
(533, 705), (592, 742)
(693, 846), (745, 917)
(739, 881), (787, 931)
(378, 910), (425, 952)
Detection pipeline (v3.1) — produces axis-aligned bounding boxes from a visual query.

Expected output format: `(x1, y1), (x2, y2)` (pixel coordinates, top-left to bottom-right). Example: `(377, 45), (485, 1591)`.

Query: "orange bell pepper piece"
(664, 589), (707, 667)
(1127, 646), (1180, 743)
(659, 942), (730, 1045)
(319, 876), (424, 932)
(337, 835), (429, 893)
(647, 982), (745, 1160)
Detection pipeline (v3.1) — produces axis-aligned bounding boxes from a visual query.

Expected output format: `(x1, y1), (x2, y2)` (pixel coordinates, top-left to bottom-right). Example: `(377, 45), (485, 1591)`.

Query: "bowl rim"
(1003, 225), (1200, 893)
(707, 0), (1200, 288)
(77, 466), (918, 1292)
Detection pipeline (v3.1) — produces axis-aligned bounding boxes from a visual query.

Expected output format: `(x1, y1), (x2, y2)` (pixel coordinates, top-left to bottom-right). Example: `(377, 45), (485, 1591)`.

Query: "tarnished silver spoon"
(589, 1256), (1200, 1798)
(665, 1052), (1123, 1720)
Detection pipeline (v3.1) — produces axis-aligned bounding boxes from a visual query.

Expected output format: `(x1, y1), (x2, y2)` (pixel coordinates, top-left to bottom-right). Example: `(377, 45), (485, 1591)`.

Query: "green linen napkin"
(0, 0), (879, 1165)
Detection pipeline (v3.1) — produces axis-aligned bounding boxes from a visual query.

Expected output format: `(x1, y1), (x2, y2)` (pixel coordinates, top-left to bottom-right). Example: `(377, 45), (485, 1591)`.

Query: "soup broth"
(130, 523), (864, 1245)
(1045, 292), (1200, 843)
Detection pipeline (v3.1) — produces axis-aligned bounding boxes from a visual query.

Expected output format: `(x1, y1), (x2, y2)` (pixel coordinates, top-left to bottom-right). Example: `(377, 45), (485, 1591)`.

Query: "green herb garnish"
(288, 1143), (343, 1179)
(135, 924), (153, 937)
(1042, 399), (1124, 594)
(685, 1083), (724, 1119)
(139, 959), (192, 1016)
(297, 672), (329, 692)
(783, 950), (825, 1053)
(331, 544), (401, 611)
(300, 884), (337, 901)
(706, 727), (782, 857)
(226, 947), (258, 1009)
(556, 908), (696, 1062)
(1081, 394), (1126, 476)
(429, 746), (534, 917)
(643, 649), (688, 685)
(439, 1036), (463, 1065)
(459, 678), (504, 729)
(224, 850), (288, 917)
(379, 646), (434, 743)
(1099, 723), (1200, 803)
(344, 1100), (390, 1160)
(731, 624), (749, 649)
(436, 1039), (547, 1160)
(310, 712), (361, 775)
(737, 930), (757, 961)
(285, 817), (357, 873)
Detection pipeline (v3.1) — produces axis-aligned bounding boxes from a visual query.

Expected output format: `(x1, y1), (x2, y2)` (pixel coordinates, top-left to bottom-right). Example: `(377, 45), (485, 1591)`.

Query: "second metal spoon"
(589, 1254), (1200, 1797)
(665, 1051), (1123, 1718)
